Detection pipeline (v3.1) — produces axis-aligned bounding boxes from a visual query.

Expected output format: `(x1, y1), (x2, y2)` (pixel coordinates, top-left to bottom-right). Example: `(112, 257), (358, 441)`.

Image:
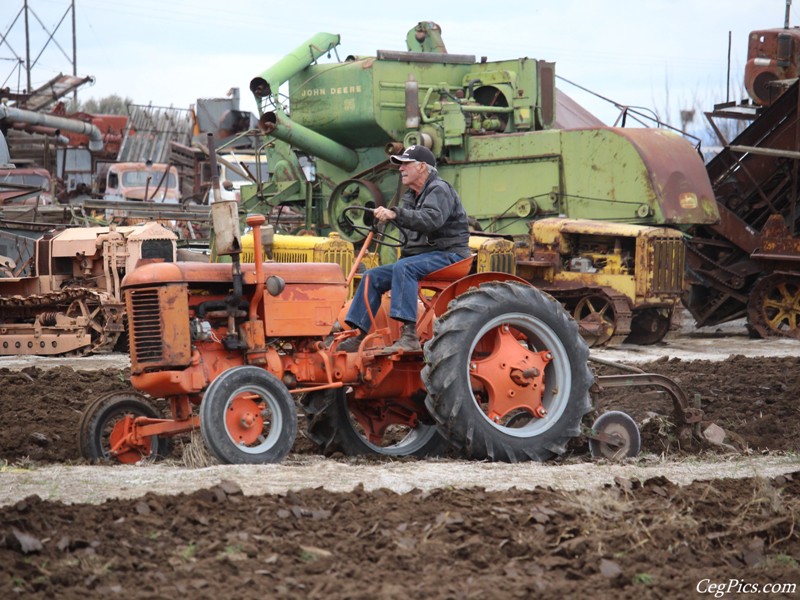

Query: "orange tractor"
(78, 204), (700, 464)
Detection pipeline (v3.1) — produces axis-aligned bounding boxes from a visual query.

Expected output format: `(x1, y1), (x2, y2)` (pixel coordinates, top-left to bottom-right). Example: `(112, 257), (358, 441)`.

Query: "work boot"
(337, 331), (366, 353)
(382, 323), (422, 353)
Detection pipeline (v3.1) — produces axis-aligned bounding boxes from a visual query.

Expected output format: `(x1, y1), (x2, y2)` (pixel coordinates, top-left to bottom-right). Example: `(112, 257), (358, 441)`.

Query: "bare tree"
(65, 94), (133, 115)
(653, 71), (750, 152)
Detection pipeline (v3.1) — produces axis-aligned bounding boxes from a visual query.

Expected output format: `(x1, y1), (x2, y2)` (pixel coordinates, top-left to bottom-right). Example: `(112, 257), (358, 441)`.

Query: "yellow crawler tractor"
(517, 218), (686, 346)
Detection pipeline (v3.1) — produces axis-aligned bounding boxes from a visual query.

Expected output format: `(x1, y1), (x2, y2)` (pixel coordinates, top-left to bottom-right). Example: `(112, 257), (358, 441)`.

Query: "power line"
(0, 0), (76, 99)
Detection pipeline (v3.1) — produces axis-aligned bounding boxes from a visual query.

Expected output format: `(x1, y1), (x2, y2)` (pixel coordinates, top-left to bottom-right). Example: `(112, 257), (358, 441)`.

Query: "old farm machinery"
(78, 203), (702, 464)
(0, 221), (176, 356)
(685, 16), (800, 339)
(239, 22), (718, 347)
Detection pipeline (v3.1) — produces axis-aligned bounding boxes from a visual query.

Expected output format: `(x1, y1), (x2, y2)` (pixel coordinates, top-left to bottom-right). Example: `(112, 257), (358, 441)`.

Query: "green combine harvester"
(241, 22), (720, 346)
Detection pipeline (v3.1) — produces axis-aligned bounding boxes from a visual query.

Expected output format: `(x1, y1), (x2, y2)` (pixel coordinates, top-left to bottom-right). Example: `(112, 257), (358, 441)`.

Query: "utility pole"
(71, 0), (76, 103)
(24, 0), (31, 94)
(0, 1), (78, 104)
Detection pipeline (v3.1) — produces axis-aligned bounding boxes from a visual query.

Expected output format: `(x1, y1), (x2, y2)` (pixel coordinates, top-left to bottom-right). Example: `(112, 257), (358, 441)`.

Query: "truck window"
(121, 170), (177, 188)
(222, 160), (269, 184)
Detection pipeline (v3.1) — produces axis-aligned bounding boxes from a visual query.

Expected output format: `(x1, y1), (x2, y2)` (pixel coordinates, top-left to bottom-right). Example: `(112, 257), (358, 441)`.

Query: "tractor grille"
(128, 288), (164, 363)
(272, 248), (353, 278)
(272, 250), (310, 263)
(487, 251), (516, 275)
(321, 249), (353, 279)
(651, 237), (685, 294)
(469, 236), (517, 275)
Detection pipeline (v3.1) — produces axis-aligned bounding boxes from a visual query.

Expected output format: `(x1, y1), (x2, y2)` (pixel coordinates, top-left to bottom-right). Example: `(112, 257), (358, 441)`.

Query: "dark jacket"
(393, 171), (471, 258)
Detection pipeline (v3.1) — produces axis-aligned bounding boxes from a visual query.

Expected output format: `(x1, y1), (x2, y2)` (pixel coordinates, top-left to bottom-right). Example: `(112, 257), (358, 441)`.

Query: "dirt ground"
(1, 354), (798, 464)
(0, 348), (799, 597)
(1, 471), (798, 599)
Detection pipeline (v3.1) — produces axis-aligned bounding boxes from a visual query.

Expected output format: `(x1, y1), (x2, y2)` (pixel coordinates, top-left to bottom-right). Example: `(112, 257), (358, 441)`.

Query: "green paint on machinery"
(243, 22), (719, 240)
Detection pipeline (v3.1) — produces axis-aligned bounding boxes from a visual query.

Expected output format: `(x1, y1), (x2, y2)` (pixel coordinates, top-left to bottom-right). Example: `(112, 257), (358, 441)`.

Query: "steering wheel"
(340, 205), (407, 248)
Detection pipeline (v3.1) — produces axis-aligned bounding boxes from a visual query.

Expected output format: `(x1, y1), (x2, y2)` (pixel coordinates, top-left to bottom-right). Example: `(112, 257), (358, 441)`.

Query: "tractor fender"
(429, 272), (532, 320)
(338, 272), (533, 342)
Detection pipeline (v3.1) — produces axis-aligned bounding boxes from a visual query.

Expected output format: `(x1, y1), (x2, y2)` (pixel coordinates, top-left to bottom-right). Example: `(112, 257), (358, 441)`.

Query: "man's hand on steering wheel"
(341, 205), (407, 248)
(373, 206), (397, 222)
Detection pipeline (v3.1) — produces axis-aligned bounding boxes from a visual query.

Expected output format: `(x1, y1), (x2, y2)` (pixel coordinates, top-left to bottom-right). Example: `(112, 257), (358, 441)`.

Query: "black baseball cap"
(389, 145), (436, 167)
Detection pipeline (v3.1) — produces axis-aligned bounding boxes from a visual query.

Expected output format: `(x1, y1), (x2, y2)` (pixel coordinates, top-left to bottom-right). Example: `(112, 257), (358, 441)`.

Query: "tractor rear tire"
(302, 388), (451, 458)
(79, 391), (172, 463)
(200, 366), (297, 464)
(422, 281), (593, 462)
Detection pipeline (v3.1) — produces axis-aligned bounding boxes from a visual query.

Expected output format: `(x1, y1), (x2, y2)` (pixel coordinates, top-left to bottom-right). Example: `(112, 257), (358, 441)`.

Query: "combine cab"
(0, 221), (177, 355)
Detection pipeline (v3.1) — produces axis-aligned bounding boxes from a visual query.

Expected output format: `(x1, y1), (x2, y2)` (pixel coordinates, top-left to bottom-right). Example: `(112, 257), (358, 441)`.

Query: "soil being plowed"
(0, 355), (798, 464)
(1, 472), (798, 598)
(0, 355), (799, 598)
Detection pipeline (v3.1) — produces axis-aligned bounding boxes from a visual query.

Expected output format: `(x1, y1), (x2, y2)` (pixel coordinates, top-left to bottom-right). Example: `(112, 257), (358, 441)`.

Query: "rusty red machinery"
(49, 106), (127, 160)
(78, 204), (702, 465)
(0, 221), (177, 356)
(745, 26), (800, 107)
(686, 19), (800, 340)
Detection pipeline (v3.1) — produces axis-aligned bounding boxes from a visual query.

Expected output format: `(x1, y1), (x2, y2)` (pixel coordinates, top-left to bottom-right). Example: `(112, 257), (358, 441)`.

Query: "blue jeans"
(345, 251), (463, 333)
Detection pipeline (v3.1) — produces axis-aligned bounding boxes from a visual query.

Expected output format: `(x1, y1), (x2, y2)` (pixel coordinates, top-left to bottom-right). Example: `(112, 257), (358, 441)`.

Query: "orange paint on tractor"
(89, 211), (600, 465)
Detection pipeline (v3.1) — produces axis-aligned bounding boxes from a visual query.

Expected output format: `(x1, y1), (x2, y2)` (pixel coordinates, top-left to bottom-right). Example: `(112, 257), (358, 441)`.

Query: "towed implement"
(79, 204), (701, 465)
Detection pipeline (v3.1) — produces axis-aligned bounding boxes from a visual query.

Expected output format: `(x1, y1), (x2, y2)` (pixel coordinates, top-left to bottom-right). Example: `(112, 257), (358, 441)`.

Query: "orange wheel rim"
(109, 416), (150, 463)
(225, 394), (265, 446)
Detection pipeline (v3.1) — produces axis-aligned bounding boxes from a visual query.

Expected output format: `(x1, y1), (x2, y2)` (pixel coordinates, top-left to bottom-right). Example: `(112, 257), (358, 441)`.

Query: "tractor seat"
(422, 255), (475, 283)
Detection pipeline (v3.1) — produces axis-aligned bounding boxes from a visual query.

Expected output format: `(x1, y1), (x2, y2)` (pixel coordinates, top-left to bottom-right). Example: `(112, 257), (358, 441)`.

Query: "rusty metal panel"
(118, 104), (193, 164)
(264, 281), (348, 337)
(608, 128), (719, 225)
(753, 214), (800, 260)
(553, 89), (604, 129)
(127, 284), (192, 371)
(538, 61), (556, 129)
(17, 74), (94, 112)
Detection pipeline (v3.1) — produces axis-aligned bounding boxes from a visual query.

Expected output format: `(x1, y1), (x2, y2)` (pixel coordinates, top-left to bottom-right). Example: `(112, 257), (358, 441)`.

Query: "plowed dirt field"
(1, 329), (798, 598)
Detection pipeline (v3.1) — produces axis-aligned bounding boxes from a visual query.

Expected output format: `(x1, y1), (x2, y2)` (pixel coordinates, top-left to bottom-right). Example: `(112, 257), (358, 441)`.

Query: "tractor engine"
(123, 260), (348, 396)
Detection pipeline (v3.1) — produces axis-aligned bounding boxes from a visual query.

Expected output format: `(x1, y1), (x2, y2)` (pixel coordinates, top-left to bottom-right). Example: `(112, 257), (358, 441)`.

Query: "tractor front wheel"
(78, 391), (171, 463)
(200, 366), (297, 464)
(423, 282), (593, 462)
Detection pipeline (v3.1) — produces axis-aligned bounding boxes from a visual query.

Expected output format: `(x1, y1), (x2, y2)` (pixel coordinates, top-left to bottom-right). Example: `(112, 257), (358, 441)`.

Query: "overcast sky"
(0, 0), (793, 130)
